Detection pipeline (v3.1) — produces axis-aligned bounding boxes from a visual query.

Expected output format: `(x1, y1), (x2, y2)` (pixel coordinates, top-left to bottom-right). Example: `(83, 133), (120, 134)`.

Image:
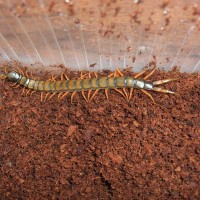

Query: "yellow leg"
(58, 92), (63, 100)
(144, 66), (157, 80)
(115, 88), (126, 98)
(79, 72), (89, 102)
(30, 91), (36, 96)
(47, 92), (57, 101)
(71, 91), (76, 103)
(40, 92), (44, 102)
(129, 88), (133, 101)
(141, 89), (155, 103)
(44, 92), (50, 101)
(60, 92), (69, 100)
(26, 89), (31, 96)
(134, 69), (147, 78)
(87, 72), (92, 101)
(105, 89), (109, 99)
(89, 89), (99, 102)
(82, 91), (88, 102)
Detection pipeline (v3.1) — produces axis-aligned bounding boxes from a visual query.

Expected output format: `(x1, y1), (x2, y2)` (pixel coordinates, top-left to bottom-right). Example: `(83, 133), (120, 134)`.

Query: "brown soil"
(0, 68), (199, 199)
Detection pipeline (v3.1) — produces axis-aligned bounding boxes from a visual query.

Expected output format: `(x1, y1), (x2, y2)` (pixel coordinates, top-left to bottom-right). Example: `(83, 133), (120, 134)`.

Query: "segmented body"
(0, 70), (176, 102)
(15, 74), (153, 92)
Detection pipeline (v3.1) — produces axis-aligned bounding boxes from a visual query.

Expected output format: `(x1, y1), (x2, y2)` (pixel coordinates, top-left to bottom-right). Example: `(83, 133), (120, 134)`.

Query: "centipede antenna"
(60, 73), (64, 81)
(4, 67), (8, 74)
(153, 78), (178, 86)
(21, 87), (26, 95)
(30, 91), (36, 96)
(0, 74), (7, 79)
(116, 68), (124, 76)
(17, 67), (24, 76)
(25, 70), (29, 77)
(63, 73), (69, 80)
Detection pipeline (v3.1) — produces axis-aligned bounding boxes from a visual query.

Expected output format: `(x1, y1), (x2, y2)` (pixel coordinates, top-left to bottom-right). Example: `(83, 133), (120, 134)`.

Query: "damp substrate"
(0, 68), (199, 199)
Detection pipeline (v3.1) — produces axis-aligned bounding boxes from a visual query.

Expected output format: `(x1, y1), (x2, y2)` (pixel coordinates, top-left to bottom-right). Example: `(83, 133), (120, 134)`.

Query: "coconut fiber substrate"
(0, 67), (199, 199)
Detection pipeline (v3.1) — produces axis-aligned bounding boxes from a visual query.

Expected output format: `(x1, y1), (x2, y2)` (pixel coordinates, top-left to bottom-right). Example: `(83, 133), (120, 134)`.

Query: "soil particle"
(0, 68), (199, 199)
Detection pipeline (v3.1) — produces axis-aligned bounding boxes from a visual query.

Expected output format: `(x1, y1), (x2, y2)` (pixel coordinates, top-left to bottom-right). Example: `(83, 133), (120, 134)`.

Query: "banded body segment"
(27, 80), (36, 89)
(17, 76), (149, 92)
(38, 81), (45, 91)
(19, 77), (28, 86)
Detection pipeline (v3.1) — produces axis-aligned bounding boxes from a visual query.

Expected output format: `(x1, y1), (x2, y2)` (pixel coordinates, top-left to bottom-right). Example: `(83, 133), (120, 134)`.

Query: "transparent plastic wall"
(0, 0), (200, 73)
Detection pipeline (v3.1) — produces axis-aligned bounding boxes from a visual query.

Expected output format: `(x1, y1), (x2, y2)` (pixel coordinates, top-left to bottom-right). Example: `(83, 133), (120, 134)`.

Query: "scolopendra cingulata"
(0, 67), (178, 103)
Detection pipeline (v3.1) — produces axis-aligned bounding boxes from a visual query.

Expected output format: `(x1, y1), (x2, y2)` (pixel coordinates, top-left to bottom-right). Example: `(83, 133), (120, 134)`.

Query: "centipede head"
(7, 71), (22, 82)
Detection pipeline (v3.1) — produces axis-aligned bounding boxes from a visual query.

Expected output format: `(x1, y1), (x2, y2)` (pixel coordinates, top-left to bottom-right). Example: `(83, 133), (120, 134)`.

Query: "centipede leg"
(44, 92), (51, 101)
(21, 87), (26, 95)
(87, 72), (92, 101)
(4, 66), (8, 74)
(129, 88), (133, 101)
(89, 89), (99, 102)
(144, 66), (157, 80)
(63, 73), (69, 80)
(58, 92), (64, 100)
(60, 92), (69, 100)
(30, 91), (36, 96)
(112, 68), (128, 100)
(71, 92), (76, 103)
(10, 82), (19, 87)
(105, 89), (109, 99)
(40, 92), (44, 102)
(80, 72), (88, 102)
(134, 69), (147, 78)
(47, 92), (57, 101)
(82, 91), (88, 102)
(26, 89), (31, 96)
(141, 89), (155, 103)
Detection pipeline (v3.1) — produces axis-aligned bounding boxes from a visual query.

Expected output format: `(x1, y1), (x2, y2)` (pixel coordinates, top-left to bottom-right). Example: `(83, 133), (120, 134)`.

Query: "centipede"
(0, 67), (178, 103)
